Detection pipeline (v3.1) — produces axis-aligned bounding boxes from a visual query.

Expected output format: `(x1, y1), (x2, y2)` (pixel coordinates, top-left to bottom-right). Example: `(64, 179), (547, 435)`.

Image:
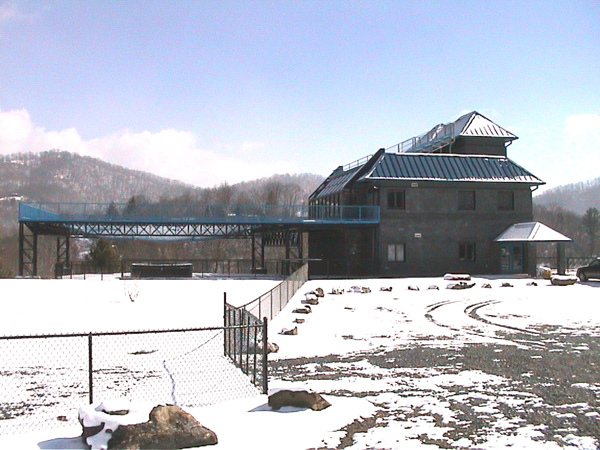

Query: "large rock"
(79, 402), (217, 450)
(109, 405), (217, 449)
(268, 390), (331, 411)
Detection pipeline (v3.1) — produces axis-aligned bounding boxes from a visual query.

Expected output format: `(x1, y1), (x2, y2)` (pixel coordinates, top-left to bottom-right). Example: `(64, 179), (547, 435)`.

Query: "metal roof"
(454, 111), (517, 140)
(361, 153), (544, 184)
(494, 222), (572, 242)
(311, 165), (363, 200)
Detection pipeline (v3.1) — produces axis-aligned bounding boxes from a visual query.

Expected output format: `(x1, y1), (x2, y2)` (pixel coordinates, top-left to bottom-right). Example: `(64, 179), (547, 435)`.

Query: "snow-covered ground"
(1, 275), (600, 449)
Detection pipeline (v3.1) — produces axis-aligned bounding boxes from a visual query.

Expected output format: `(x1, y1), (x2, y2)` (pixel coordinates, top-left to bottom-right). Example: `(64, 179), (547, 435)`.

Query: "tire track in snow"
(425, 299), (545, 349)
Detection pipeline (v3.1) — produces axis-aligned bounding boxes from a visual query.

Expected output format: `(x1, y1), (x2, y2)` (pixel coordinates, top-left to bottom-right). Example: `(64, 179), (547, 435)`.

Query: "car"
(576, 258), (600, 281)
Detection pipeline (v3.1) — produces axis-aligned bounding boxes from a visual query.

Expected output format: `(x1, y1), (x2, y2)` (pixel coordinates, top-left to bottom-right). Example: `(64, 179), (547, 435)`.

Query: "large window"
(387, 243), (406, 262)
(459, 243), (476, 261)
(387, 190), (405, 209)
(458, 190), (475, 211)
(497, 191), (514, 211)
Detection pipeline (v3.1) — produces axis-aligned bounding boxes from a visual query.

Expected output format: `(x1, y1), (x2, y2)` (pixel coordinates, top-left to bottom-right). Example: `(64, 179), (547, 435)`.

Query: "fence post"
(88, 333), (94, 404)
(262, 318), (268, 394)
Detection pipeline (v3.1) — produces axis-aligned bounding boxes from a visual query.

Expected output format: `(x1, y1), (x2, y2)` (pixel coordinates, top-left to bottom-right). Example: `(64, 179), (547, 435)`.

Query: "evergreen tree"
(86, 239), (119, 272)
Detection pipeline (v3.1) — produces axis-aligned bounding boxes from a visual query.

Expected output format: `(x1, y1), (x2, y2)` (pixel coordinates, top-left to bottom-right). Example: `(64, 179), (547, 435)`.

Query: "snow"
(1, 275), (600, 449)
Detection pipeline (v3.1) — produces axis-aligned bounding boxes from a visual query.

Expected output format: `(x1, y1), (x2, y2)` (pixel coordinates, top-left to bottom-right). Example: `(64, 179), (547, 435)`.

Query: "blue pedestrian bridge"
(19, 202), (380, 226)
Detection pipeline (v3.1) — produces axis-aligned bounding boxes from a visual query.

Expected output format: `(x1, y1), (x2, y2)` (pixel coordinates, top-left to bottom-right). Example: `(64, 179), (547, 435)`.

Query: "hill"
(0, 150), (324, 277)
(533, 177), (600, 215)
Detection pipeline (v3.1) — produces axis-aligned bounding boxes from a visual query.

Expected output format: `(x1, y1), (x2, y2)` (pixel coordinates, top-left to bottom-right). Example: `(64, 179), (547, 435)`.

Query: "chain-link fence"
(240, 263), (308, 320)
(0, 324), (266, 435)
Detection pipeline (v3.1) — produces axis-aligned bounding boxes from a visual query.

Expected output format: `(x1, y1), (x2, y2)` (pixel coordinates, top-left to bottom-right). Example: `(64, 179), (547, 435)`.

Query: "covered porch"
(494, 222), (572, 275)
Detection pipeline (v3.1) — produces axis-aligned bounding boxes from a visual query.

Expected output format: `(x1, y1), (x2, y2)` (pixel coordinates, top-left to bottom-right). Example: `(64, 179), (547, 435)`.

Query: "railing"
(387, 122), (455, 154)
(342, 154), (373, 172)
(19, 202), (380, 225)
(537, 256), (595, 275)
(0, 325), (266, 434)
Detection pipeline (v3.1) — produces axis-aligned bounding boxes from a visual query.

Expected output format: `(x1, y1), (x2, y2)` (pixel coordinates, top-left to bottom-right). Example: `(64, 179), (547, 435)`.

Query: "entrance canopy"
(494, 222), (572, 243)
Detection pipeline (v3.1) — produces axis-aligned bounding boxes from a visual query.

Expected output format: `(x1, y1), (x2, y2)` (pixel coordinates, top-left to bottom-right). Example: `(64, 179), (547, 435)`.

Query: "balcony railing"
(19, 202), (380, 225)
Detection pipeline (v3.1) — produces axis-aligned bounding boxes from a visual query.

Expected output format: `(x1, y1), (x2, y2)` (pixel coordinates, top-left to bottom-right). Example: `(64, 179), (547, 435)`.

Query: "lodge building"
(308, 111), (565, 277)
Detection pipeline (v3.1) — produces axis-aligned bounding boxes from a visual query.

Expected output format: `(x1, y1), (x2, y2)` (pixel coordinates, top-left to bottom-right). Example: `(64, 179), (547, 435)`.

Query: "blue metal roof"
(361, 153), (544, 184)
(310, 165), (363, 200)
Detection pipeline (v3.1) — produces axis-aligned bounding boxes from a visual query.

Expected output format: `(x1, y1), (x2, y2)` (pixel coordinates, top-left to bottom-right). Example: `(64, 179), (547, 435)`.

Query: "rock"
(427, 285), (440, 290)
(348, 286), (371, 293)
(526, 281), (538, 286)
(268, 390), (331, 411)
(314, 288), (325, 297)
(501, 282), (514, 288)
(538, 266), (552, 280)
(294, 318), (305, 324)
(79, 402), (217, 450)
(444, 273), (471, 281)
(380, 286), (393, 292)
(293, 305), (312, 314)
(108, 405), (217, 449)
(280, 327), (298, 335)
(247, 341), (279, 354)
(446, 282), (476, 290)
(329, 288), (344, 295)
(551, 275), (578, 286)
(304, 297), (319, 305)
(407, 285), (419, 291)
(481, 283), (492, 289)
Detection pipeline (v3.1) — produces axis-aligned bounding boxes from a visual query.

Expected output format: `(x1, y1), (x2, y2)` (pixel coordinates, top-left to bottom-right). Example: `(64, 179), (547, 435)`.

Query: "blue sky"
(0, 0), (598, 190)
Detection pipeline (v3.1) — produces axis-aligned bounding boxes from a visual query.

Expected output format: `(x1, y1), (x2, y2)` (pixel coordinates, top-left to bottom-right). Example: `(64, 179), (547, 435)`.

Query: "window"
(459, 243), (476, 261)
(387, 190), (405, 209)
(387, 243), (406, 262)
(458, 190), (475, 210)
(497, 191), (514, 211)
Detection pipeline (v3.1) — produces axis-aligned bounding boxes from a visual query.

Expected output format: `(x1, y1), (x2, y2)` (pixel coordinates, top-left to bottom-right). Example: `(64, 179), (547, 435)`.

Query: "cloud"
(0, 109), (296, 187)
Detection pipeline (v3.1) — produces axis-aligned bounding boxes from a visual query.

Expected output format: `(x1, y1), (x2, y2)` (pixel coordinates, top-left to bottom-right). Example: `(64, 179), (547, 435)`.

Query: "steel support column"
(55, 234), (70, 278)
(19, 223), (38, 277)
(251, 232), (265, 273)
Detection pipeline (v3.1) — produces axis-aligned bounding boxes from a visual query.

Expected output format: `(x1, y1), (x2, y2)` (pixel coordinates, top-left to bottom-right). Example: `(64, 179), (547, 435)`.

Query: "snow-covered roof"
(494, 222), (572, 242)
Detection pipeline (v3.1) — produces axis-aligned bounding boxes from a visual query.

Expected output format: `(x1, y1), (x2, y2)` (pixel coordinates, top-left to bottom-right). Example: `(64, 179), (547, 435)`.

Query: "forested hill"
(534, 177), (600, 215)
(0, 150), (197, 204)
(0, 150), (325, 232)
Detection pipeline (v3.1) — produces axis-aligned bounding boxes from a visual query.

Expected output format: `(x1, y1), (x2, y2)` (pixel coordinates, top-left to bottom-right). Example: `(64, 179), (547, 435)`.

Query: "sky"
(0, 0), (598, 191)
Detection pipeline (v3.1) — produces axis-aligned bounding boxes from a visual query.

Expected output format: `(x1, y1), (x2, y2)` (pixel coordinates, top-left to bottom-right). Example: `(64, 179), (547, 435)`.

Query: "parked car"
(576, 258), (600, 281)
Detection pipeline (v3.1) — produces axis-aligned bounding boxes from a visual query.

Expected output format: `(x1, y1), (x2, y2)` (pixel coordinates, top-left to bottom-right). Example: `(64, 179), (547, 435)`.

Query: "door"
(500, 243), (524, 273)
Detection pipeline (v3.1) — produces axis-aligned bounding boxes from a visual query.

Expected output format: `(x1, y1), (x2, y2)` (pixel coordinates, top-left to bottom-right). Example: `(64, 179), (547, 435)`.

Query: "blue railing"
(19, 202), (380, 225)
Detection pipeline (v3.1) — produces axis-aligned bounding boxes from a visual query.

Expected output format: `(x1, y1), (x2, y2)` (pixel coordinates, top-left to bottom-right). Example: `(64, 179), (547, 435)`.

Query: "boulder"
(446, 282), (476, 290)
(380, 286), (393, 292)
(551, 275), (578, 286)
(268, 390), (331, 411)
(107, 405), (217, 449)
(304, 297), (319, 305)
(293, 305), (312, 314)
(280, 326), (298, 335)
(444, 273), (471, 281)
(79, 402), (217, 450)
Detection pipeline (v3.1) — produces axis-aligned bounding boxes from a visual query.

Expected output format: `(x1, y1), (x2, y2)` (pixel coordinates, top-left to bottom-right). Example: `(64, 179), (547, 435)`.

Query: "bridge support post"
(19, 223), (38, 277)
(252, 232), (265, 274)
(55, 235), (70, 278)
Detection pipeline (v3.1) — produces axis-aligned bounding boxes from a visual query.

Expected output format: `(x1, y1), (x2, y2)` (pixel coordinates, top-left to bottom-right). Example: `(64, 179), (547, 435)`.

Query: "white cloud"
(0, 108), (296, 187)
